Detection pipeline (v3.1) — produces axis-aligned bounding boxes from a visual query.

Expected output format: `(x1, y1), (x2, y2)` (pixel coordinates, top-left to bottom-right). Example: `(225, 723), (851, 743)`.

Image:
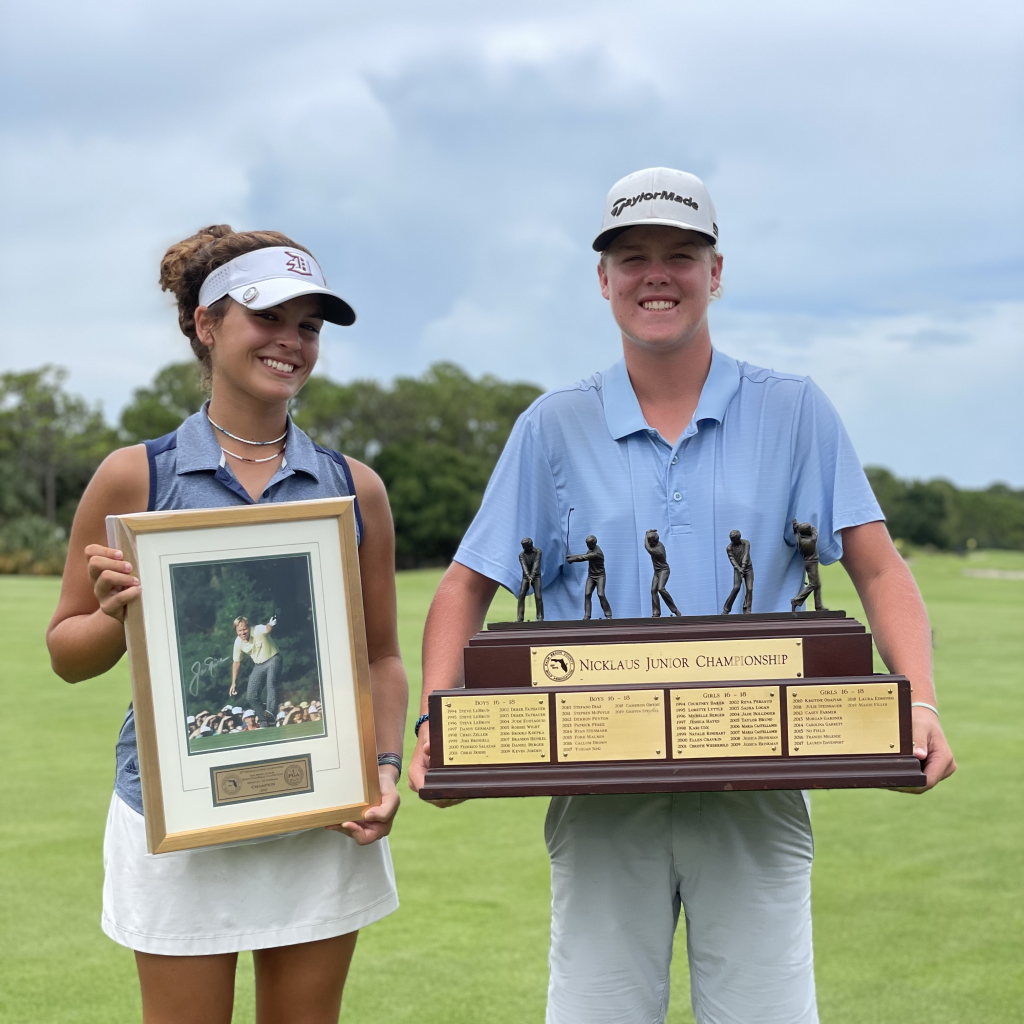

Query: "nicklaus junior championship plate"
(419, 612), (926, 800)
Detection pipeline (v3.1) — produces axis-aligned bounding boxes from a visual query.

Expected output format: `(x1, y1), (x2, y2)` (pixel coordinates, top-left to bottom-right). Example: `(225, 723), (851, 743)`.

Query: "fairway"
(189, 719), (324, 753)
(1, 552), (1021, 1023)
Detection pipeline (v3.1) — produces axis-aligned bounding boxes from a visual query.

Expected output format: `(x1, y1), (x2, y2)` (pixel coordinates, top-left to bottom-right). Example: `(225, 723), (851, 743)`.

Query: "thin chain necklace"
(207, 411), (288, 446)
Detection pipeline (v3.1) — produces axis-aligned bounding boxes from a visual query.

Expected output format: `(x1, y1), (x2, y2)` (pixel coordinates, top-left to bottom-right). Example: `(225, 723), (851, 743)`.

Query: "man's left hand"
(327, 767), (400, 844)
(898, 707), (956, 794)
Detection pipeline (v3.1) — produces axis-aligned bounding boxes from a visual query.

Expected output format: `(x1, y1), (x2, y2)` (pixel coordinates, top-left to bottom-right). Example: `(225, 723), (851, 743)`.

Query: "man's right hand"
(408, 728), (465, 808)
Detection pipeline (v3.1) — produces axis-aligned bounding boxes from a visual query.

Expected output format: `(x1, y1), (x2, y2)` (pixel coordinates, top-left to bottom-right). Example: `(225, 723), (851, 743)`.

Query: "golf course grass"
(1, 551), (1021, 1022)
(189, 718), (324, 753)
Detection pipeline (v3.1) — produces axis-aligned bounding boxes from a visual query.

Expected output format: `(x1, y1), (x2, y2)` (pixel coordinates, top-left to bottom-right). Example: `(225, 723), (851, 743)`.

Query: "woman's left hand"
(326, 767), (400, 845)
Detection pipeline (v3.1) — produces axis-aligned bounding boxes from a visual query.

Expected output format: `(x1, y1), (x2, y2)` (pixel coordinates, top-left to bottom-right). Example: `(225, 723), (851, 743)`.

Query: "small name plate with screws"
(211, 754), (313, 806)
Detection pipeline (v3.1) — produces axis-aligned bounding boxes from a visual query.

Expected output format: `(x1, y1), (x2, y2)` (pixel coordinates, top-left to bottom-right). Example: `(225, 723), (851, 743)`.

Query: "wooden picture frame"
(108, 498), (379, 854)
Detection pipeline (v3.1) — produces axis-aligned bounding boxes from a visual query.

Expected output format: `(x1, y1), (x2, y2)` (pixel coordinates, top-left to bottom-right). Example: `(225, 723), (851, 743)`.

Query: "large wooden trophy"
(419, 522), (926, 800)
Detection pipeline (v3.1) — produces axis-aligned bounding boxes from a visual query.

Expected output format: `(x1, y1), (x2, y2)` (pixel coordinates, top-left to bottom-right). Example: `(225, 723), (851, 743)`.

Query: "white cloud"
(710, 301), (1024, 487)
(0, 0), (1021, 484)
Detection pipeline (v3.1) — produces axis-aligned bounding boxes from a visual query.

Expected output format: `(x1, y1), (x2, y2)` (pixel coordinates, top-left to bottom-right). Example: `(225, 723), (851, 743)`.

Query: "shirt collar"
(175, 403), (320, 481)
(601, 347), (740, 441)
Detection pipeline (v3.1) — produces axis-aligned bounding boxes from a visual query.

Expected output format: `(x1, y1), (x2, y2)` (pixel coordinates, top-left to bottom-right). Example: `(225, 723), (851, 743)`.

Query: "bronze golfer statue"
(567, 535), (613, 619)
(723, 530), (754, 614)
(791, 520), (827, 611)
(516, 538), (544, 621)
(645, 529), (681, 617)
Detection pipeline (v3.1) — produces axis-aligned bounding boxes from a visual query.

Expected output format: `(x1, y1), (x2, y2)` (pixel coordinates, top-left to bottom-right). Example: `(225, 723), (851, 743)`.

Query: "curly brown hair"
(159, 225), (313, 385)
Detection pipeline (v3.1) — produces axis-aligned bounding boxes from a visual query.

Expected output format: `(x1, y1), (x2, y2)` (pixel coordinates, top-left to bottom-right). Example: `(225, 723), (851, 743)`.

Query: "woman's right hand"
(85, 544), (141, 622)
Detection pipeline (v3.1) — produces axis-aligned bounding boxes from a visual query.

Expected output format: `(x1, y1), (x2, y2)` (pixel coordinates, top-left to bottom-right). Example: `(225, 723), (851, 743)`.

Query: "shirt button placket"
(668, 445), (690, 532)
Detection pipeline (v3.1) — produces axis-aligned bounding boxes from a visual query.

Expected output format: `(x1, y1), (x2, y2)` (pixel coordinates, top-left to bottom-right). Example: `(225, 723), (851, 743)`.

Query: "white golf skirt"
(101, 793), (398, 955)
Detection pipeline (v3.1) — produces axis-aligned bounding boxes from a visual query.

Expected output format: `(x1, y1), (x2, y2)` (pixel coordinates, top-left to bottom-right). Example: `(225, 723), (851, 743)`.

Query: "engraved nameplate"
(441, 694), (551, 765)
(672, 686), (782, 758)
(210, 754), (313, 806)
(556, 689), (666, 762)
(787, 682), (900, 755)
(530, 638), (803, 687)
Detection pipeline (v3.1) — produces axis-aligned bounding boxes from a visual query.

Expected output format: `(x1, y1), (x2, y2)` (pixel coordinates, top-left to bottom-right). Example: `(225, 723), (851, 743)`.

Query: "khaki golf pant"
(545, 791), (817, 1024)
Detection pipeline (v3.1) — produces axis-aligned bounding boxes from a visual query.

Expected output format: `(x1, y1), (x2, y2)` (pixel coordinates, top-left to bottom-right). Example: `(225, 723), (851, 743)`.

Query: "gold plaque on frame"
(211, 754), (313, 806)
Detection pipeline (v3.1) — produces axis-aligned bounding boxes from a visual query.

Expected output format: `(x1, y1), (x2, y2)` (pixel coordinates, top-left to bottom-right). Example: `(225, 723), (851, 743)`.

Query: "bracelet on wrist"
(911, 701), (940, 718)
(377, 752), (402, 777)
(414, 713), (429, 737)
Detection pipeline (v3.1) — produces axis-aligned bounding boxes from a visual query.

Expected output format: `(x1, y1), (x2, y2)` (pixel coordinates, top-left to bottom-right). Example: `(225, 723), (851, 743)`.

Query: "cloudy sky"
(2, 0), (1022, 485)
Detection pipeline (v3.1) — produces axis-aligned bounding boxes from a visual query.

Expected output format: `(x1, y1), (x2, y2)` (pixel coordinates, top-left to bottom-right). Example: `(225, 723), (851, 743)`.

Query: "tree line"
(0, 361), (542, 572)
(1, 361), (1021, 574)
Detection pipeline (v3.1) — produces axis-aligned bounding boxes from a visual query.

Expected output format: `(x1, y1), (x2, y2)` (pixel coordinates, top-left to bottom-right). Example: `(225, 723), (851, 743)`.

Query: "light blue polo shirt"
(455, 349), (883, 619)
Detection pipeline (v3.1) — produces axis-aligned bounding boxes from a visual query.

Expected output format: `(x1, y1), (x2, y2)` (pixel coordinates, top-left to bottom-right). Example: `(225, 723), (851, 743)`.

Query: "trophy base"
(425, 614), (924, 801)
(419, 755), (926, 800)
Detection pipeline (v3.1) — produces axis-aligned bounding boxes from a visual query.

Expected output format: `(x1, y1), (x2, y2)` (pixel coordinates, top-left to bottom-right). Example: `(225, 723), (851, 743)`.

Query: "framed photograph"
(107, 498), (379, 854)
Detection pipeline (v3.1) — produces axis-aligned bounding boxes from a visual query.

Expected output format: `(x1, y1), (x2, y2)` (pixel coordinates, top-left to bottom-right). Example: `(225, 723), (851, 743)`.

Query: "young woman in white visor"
(47, 226), (408, 1024)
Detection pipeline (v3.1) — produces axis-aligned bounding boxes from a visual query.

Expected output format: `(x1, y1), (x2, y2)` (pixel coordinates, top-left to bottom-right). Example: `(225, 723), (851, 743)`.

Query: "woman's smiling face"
(195, 294), (324, 405)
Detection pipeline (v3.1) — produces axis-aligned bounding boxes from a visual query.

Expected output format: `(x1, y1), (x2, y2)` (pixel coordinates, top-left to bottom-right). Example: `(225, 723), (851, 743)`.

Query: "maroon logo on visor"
(284, 251), (313, 276)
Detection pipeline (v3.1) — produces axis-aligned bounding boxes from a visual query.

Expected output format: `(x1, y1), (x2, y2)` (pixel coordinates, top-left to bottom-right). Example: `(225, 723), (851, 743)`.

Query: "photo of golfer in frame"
(170, 552), (327, 754)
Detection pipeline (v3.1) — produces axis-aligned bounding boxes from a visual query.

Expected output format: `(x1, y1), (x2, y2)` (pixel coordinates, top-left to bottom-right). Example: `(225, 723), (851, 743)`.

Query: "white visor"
(197, 246), (356, 326)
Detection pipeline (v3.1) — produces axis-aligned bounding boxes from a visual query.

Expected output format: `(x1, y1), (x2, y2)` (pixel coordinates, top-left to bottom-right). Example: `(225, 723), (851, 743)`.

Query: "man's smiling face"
(598, 225), (722, 354)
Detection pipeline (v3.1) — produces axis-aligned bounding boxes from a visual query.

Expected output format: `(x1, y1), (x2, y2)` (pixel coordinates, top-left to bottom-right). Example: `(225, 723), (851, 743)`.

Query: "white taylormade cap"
(197, 246), (356, 326)
(593, 168), (718, 251)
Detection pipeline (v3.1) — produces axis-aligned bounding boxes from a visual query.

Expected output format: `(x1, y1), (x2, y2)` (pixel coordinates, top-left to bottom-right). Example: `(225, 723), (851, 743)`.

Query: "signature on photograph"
(189, 655), (231, 696)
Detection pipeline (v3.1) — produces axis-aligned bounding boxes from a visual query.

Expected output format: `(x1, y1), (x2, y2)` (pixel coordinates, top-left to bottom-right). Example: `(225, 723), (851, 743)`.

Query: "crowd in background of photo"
(187, 698), (322, 739)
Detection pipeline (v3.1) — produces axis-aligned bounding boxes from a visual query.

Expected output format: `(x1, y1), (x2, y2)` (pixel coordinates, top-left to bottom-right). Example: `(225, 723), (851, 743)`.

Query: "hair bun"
(159, 224), (235, 299)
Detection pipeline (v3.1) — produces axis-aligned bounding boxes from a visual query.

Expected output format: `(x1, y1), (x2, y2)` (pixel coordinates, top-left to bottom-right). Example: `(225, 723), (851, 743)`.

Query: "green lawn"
(189, 719), (324, 753)
(1, 552), (1021, 1022)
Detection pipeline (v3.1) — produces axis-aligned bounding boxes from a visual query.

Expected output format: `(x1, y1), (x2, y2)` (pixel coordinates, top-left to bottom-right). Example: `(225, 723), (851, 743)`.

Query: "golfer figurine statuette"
(723, 530), (754, 614)
(645, 529), (681, 617)
(791, 520), (827, 611)
(567, 534), (613, 619)
(516, 538), (544, 622)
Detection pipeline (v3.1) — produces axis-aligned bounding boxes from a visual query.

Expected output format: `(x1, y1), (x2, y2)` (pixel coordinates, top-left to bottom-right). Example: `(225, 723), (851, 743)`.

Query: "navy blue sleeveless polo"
(113, 406), (362, 815)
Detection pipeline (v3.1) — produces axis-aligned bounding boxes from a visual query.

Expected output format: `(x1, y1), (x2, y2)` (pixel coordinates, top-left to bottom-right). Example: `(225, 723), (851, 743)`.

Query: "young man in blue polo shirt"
(409, 168), (955, 1024)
